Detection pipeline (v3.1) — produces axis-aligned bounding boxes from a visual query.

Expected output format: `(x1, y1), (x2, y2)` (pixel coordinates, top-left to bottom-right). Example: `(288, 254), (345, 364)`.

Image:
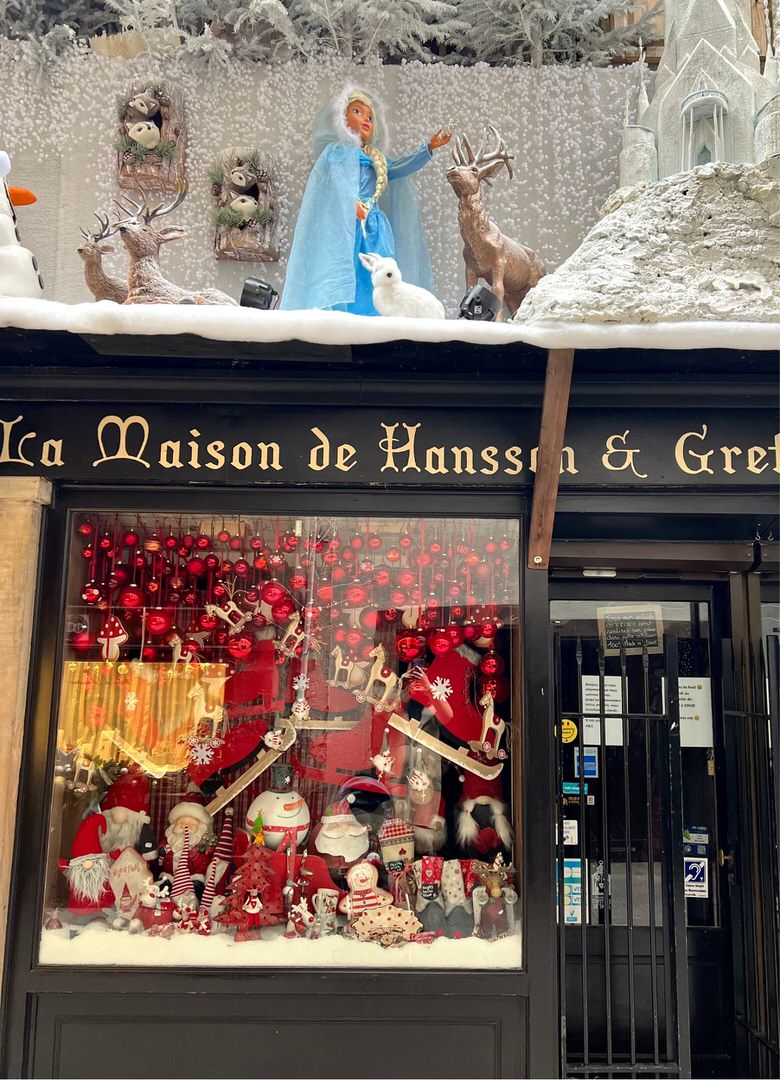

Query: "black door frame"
(1, 483), (558, 1080)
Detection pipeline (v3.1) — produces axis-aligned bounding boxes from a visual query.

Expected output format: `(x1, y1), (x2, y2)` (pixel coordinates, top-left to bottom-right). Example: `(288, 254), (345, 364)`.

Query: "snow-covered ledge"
(0, 298), (776, 352)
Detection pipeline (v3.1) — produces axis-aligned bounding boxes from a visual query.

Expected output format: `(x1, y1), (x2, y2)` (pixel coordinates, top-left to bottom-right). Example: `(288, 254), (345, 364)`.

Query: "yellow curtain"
(58, 661), (229, 777)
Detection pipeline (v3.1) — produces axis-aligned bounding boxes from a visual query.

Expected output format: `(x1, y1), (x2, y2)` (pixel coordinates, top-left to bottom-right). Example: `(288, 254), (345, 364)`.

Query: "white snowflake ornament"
(292, 674), (310, 693)
(430, 676), (453, 702)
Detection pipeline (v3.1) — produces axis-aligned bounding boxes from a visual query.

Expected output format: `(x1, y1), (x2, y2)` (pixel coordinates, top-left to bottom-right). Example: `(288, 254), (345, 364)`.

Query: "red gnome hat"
(199, 809), (235, 917)
(102, 768), (151, 822)
(65, 813), (107, 865)
(457, 769), (512, 852)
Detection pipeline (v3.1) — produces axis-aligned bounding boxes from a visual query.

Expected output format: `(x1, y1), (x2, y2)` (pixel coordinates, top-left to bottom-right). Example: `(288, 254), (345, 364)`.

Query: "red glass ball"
(425, 594), (440, 613)
(193, 534), (209, 551)
(345, 628), (364, 649)
(342, 549), (354, 564)
(133, 554), (146, 570)
(180, 638), (201, 658)
(186, 557), (206, 577)
(328, 537), (342, 552)
(322, 551), (339, 566)
(204, 552), (220, 571)
(233, 559), (250, 577)
(419, 610), (438, 629)
(167, 590), (182, 605)
(484, 538), (498, 555)
(162, 534), (177, 551)
(122, 530), (139, 547)
(349, 533), (364, 550)
(359, 642), (376, 661)
(70, 629), (95, 653)
(331, 566), (347, 583)
(414, 552), (431, 568)
(260, 579), (287, 606)
(390, 589), (407, 607)
(220, 561), (233, 575)
(396, 569), (415, 589)
(271, 598), (296, 622)
(281, 531), (299, 553)
(97, 532), (112, 551)
(374, 568), (391, 587)
(499, 536), (511, 551)
(333, 624), (347, 644)
(450, 604), (466, 620)
(253, 555), (267, 572)
(249, 536), (263, 551)
(252, 612), (267, 629)
(428, 628), (453, 656)
(359, 608), (381, 631)
(367, 534), (383, 550)
(479, 650), (504, 676)
(447, 581), (462, 599)
(77, 521), (93, 538)
(81, 544), (94, 561)
(479, 674), (509, 703)
(316, 583), (334, 603)
(212, 582), (228, 601)
(429, 538), (443, 555)
(466, 552), (480, 567)
(117, 584), (143, 608)
(288, 571), (308, 591)
(146, 609), (173, 637)
(302, 604), (321, 623)
(386, 547), (401, 564)
(478, 620), (498, 640)
(445, 625), (465, 648)
(217, 530), (231, 544)
(229, 536), (243, 552)
(382, 608), (400, 623)
(462, 620), (478, 641)
(345, 582), (369, 606)
(146, 577), (160, 595)
(180, 534), (195, 549)
(399, 533), (413, 549)
(475, 561), (492, 582)
(243, 588), (260, 605)
(182, 590), (199, 607)
(268, 552), (285, 570)
(198, 612), (219, 632)
(213, 629), (229, 646)
(395, 630), (427, 663)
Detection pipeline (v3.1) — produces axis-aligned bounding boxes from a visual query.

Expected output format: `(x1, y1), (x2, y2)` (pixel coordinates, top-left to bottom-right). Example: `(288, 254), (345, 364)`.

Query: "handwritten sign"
(597, 604), (664, 656)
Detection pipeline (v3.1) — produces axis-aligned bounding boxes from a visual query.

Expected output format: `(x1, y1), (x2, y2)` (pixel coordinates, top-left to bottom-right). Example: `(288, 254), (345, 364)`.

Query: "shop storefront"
(0, 330), (777, 1079)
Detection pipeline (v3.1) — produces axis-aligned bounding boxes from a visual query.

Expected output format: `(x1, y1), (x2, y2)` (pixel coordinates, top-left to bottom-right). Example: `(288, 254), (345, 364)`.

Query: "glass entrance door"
(551, 585), (734, 1079)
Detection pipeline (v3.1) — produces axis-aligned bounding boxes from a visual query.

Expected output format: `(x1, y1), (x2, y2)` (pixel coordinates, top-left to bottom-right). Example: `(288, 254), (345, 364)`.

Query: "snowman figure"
(245, 763), (310, 853)
(0, 151), (43, 298)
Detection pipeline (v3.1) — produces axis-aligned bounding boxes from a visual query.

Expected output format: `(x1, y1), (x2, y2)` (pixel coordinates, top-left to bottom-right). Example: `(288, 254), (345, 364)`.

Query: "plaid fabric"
(377, 817), (414, 843)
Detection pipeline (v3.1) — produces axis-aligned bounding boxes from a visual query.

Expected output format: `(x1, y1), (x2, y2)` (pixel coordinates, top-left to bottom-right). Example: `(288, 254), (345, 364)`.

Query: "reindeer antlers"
(114, 180), (189, 226)
(451, 125), (514, 185)
(80, 210), (121, 243)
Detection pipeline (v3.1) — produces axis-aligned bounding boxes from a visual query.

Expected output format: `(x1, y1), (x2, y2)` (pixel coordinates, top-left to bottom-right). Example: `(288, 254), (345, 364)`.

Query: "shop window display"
(41, 514), (520, 968)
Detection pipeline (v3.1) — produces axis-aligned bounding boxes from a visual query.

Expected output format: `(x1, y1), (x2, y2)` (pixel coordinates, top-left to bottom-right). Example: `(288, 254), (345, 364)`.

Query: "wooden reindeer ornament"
(77, 211), (128, 303)
(114, 183), (237, 306)
(447, 126), (545, 319)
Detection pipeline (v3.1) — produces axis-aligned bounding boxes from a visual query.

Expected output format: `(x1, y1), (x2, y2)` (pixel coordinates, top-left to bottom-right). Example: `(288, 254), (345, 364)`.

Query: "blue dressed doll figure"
(281, 86), (451, 314)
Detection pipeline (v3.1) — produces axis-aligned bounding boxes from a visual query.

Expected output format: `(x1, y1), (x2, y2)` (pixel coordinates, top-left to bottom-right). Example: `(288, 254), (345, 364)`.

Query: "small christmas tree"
(215, 843), (282, 942)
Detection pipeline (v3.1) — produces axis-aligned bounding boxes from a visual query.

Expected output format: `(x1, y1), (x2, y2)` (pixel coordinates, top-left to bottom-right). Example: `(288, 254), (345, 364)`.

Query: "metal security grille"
(555, 632), (691, 1079)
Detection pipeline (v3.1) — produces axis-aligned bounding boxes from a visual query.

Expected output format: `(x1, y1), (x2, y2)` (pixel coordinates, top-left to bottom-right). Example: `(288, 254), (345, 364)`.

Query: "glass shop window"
(41, 514), (521, 969)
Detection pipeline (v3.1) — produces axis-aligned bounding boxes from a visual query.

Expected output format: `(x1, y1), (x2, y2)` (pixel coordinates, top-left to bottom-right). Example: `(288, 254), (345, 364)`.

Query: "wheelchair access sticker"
(684, 857), (709, 898)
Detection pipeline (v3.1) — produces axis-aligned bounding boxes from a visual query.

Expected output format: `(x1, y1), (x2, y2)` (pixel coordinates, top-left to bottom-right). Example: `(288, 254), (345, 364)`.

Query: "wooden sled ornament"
(387, 713), (504, 780)
(206, 717), (296, 815)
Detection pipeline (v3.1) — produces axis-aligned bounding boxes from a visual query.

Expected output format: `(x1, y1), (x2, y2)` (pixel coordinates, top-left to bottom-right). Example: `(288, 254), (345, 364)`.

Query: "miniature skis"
(387, 713), (504, 780)
(206, 718), (297, 816)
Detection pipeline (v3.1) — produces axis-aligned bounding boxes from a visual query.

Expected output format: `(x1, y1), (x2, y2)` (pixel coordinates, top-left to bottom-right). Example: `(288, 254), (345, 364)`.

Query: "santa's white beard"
(315, 826), (368, 863)
(102, 811), (143, 851)
(165, 822), (207, 867)
(65, 856), (110, 903)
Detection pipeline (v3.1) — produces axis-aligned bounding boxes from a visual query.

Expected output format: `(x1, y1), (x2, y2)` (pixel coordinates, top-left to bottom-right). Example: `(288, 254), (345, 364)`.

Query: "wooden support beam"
(528, 348), (575, 570)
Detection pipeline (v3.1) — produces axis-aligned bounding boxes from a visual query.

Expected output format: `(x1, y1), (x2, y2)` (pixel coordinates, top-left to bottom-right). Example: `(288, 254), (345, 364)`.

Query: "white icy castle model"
(619, 0), (780, 186)
(0, 151), (43, 298)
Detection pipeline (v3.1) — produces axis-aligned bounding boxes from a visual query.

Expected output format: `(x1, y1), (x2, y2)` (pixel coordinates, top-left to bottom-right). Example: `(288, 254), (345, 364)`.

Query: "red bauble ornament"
(374, 567), (391, 587)
(331, 566), (347, 584)
(242, 587), (260, 605)
(395, 630), (427, 662)
(484, 538), (498, 554)
(345, 628), (364, 649)
(359, 642), (376, 661)
(70, 629), (95, 653)
(428, 628), (453, 655)
(186, 557), (206, 577)
(260, 579), (287, 606)
(233, 558), (250, 577)
(146, 577), (160, 596)
(418, 609), (438, 629)
(322, 551), (338, 566)
(386, 547), (401, 564)
(141, 645), (158, 662)
(145, 608), (173, 637)
(474, 561), (492, 583)
(390, 589), (407, 607)
(81, 580), (103, 605)
(424, 594), (440, 613)
(462, 620), (478, 641)
(168, 590), (182, 605)
(249, 536), (263, 551)
(221, 560), (233, 575)
(229, 536), (243, 552)
(399, 533), (412, 549)
(198, 611), (219, 632)
(213, 629), (229, 646)
(316, 583), (334, 604)
(333, 624), (347, 644)
(212, 582), (228, 601)
(204, 552), (220, 571)
(281, 531), (299, 553)
(414, 552), (431, 568)
(180, 638), (201, 659)
(477, 620), (498, 641)
(253, 555), (267, 572)
(445, 625), (465, 648)
(466, 551), (480, 567)
(396, 569), (415, 588)
(191, 534), (208, 551)
(122, 529), (139, 547)
(182, 589), (199, 606)
(268, 552), (285, 570)
(271, 597), (296, 622)
(479, 674), (509, 703)
(113, 564), (130, 586)
(81, 544), (94, 561)
(349, 533), (364, 550)
(217, 529), (231, 544)
(302, 604), (321, 623)
(97, 532), (112, 551)
(450, 604), (466, 620)
(327, 536), (342, 552)
(251, 612), (267, 628)
(76, 521), (93, 538)
(288, 569), (308, 591)
(344, 582), (370, 606)
(367, 533), (382, 550)
(359, 608), (381, 631)
(429, 537), (443, 555)
(181, 534), (195, 549)
(479, 650), (504, 676)
(117, 583), (143, 608)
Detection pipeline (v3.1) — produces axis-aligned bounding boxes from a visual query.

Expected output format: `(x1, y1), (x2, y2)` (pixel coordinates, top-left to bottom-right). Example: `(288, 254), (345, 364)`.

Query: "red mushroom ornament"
(97, 614), (128, 661)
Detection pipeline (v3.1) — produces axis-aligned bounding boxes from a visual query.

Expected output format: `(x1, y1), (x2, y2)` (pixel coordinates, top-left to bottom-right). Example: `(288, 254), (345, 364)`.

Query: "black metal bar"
(599, 645), (614, 1067)
(576, 634), (589, 1068)
(643, 647), (661, 1066)
(555, 632), (569, 1074)
(666, 633), (692, 1077)
(620, 647), (637, 1066)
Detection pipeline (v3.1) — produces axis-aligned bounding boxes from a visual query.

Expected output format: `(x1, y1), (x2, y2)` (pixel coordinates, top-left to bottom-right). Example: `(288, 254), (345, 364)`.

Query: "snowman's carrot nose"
(283, 798), (305, 812)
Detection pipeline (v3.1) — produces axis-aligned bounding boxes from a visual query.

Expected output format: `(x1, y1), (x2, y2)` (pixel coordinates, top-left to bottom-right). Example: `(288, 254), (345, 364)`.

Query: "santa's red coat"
(159, 842), (213, 884)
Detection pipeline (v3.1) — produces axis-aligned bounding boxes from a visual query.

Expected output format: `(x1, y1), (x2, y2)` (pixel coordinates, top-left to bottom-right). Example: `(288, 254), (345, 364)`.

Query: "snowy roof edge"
(0, 299), (777, 353)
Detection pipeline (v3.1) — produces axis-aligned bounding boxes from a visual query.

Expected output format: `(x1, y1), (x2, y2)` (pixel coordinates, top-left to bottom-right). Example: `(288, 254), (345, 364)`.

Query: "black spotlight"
(240, 277), (279, 310)
(457, 284), (502, 321)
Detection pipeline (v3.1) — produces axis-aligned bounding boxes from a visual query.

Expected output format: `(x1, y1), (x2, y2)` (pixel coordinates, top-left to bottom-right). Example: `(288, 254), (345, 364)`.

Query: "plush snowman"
(0, 151), (43, 298)
(245, 763), (310, 852)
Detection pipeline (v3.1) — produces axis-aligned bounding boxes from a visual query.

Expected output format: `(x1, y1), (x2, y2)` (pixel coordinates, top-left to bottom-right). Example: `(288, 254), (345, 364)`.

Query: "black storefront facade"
(0, 329), (777, 1080)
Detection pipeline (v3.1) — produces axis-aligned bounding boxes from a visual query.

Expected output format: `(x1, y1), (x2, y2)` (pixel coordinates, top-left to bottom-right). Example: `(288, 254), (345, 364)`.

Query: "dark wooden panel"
(30, 993), (527, 1079)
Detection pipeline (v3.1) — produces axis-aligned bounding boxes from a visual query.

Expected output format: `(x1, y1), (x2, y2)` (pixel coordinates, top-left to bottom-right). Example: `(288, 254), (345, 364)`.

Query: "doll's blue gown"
(281, 141), (434, 315)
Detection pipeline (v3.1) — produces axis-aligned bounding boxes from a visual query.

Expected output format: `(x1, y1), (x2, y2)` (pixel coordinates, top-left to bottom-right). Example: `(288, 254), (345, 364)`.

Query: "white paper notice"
(679, 677), (714, 748)
(581, 675), (623, 746)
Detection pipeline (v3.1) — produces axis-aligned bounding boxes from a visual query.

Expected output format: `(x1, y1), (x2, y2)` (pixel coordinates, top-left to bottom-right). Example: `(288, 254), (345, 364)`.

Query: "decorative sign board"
(684, 856), (709, 899)
(597, 604), (664, 657)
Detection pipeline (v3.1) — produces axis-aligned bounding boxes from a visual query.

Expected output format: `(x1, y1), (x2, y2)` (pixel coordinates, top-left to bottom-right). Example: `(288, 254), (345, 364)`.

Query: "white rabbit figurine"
(358, 252), (445, 319)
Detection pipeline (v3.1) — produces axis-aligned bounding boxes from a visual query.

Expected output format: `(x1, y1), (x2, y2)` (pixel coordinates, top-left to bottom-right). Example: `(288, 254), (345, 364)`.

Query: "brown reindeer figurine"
(447, 127), (545, 320)
(115, 183), (237, 306)
(77, 212), (128, 303)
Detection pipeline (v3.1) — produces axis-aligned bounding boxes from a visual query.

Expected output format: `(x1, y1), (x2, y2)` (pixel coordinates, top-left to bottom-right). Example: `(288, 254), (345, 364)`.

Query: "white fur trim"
(332, 84), (364, 148)
(494, 811), (513, 849)
(456, 806), (479, 846)
(168, 802), (211, 827)
(457, 796), (512, 848)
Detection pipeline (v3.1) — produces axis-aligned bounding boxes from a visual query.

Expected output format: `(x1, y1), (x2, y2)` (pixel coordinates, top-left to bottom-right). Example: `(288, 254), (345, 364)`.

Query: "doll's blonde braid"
(347, 91), (387, 207)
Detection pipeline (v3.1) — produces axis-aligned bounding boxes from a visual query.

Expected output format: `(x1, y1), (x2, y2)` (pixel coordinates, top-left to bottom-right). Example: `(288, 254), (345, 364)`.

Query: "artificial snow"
(515, 160), (780, 325)
(0, 296), (776, 351)
(39, 921), (522, 969)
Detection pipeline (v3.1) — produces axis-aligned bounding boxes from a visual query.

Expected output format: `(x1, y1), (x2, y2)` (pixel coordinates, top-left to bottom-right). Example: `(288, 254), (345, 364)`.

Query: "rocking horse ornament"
(354, 644), (402, 712)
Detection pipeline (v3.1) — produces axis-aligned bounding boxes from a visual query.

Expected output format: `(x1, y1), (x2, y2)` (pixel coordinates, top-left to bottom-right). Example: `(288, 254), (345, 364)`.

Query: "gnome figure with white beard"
(58, 814), (115, 932)
(310, 796), (370, 884)
(158, 798), (215, 903)
(100, 768), (157, 867)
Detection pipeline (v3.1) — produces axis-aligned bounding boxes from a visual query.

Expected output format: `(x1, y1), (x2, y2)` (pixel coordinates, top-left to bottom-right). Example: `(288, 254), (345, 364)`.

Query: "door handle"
(717, 848), (733, 868)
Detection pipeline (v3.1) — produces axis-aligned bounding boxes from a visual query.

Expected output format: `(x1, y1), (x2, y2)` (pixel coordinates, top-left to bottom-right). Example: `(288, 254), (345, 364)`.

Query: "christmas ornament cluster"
(50, 515), (520, 953)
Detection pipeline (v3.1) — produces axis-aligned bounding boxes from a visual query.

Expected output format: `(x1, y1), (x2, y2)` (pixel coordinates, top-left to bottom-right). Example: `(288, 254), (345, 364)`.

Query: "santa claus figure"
(456, 770), (512, 857)
(100, 767), (157, 867)
(158, 799), (215, 902)
(310, 797), (370, 882)
(58, 814), (115, 922)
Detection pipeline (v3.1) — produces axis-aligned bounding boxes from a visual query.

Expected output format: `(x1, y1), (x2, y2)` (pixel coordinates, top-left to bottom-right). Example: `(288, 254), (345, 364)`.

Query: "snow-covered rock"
(514, 159), (780, 324)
